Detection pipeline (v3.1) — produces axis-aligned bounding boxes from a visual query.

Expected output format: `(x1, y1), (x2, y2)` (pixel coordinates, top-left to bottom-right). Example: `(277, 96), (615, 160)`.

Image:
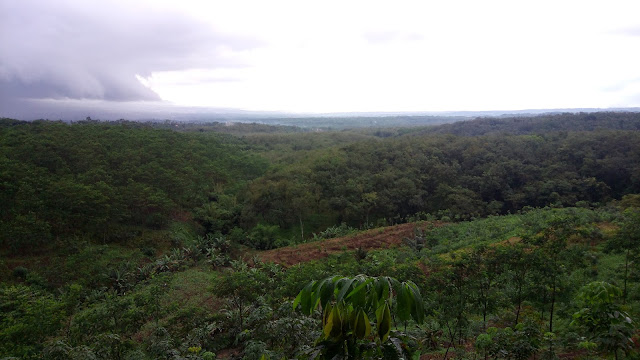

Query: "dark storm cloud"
(0, 0), (260, 102)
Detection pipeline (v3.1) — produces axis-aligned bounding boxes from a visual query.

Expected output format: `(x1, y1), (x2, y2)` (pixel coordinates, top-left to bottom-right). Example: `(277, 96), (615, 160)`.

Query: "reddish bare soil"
(258, 222), (444, 267)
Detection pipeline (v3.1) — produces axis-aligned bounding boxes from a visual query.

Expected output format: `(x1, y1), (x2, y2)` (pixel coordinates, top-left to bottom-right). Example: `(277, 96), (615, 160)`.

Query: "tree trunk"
(623, 248), (629, 304)
(366, 208), (370, 228)
(480, 279), (490, 330)
(299, 216), (304, 243)
(237, 296), (244, 330)
(540, 286), (547, 321)
(444, 319), (455, 356)
(515, 280), (523, 326)
(549, 280), (556, 333)
(443, 343), (452, 360)
(482, 300), (487, 330)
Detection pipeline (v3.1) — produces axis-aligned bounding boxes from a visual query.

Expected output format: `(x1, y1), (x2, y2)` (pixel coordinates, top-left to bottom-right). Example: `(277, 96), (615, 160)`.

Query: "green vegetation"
(1, 112), (640, 359)
(0, 119), (267, 253)
(294, 274), (425, 359)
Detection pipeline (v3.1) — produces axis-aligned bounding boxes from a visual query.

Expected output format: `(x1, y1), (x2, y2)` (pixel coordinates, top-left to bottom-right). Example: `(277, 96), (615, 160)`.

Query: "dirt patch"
(258, 222), (444, 267)
(216, 347), (242, 359)
(416, 261), (431, 276)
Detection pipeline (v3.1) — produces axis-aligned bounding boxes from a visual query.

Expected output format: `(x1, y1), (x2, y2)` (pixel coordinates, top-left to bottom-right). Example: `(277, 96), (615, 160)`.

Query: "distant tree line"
(410, 111), (640, 137)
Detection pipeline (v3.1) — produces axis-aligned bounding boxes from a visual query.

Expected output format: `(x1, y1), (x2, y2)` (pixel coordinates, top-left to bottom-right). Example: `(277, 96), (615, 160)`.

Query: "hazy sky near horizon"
(2, 0), (640, 117)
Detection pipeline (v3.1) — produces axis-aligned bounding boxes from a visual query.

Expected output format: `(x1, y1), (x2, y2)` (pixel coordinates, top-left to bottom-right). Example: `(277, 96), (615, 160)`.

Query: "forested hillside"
(408, 111), (640, 136)
(0, 119), (267, 252)
(235, 112), (640, 245)
(243, 130), (639, 237)
(1, 113), (639, 359)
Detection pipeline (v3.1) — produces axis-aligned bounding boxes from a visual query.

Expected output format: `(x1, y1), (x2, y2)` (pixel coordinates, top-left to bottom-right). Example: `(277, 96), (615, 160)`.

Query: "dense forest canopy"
(0, 119), (267, 251)
(1, 112), (639, 359)
(243, 130), (639, 233)
(2, 112), (639, 252)
(408, 111), (640, 137)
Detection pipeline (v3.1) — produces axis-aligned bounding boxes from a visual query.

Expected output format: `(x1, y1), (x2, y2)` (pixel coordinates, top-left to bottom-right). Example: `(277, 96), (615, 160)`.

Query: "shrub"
(12, 266), (28, 279)
(248, 224), (280, 250)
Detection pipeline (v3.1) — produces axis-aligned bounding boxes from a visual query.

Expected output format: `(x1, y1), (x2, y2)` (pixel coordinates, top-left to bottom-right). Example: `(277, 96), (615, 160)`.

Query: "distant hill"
(405, 111), (640, 136)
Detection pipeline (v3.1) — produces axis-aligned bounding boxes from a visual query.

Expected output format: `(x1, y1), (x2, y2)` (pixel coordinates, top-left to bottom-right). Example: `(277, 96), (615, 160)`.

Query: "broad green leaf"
(336, 277), (357, 303)
(376, 302), (391, 342)
(323, 306), (335, 339)
(345, 278), (371, 301)
(328, 306), (343, 338)
(311, 278), (327, 310)
(292, 291), (302, 311)
(396, 284), (413, 322)
(388, 277), (402, 292)
(407, 281), (425, 324)
(324, 306), (344, 339)
(319, 278), (336, 310)
(322, 303), (333, 327)
(349, 306), (358, 331)
(340, 303), (353, 330)
(373, 277), (391, 310)
(299, 280), (317, 315)
(378, 278), (390, 302)
(353, 308), (372, 339)
(349, 280), (369, 310)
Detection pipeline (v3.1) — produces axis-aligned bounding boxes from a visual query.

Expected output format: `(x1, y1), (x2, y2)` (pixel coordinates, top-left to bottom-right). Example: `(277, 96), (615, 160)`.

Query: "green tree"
(525, 215), (576, 334)
(607, 208), (640, 303)
(468, 246), (503, 330)
(571, 281), (635, 359)
(213, 261), (274, 331)
(496, 243), (534, 326)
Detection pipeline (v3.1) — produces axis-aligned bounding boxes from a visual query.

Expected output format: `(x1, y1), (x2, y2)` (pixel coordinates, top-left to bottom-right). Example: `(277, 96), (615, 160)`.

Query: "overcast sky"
(1, 0), (640, 118)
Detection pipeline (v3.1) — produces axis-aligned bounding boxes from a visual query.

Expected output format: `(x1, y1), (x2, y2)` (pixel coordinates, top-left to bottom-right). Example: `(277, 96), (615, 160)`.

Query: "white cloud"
(139, 0), (640, 112)
(2, 0), (640, 115)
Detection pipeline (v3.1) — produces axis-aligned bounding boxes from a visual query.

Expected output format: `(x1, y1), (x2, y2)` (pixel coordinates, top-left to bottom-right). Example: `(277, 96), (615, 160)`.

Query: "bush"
(312, 223), (357, 241)
(12, 266), (28, 279)
(0, 285), (66, 358)
(248, 224), (280, 250)
(571, 281), (635, 357)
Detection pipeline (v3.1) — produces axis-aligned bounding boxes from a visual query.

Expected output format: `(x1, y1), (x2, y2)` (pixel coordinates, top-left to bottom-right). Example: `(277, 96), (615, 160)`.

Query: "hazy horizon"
(2, 98), (639, 124)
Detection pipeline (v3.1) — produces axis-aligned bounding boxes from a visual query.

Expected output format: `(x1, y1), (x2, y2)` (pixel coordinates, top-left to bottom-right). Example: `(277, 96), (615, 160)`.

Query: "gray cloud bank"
(0, 0), (258, 108)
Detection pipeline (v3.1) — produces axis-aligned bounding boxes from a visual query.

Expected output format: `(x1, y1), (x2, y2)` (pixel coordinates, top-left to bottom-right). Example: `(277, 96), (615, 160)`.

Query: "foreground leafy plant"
(294, 274), (424, 359)
(571, 281), (635, 359)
